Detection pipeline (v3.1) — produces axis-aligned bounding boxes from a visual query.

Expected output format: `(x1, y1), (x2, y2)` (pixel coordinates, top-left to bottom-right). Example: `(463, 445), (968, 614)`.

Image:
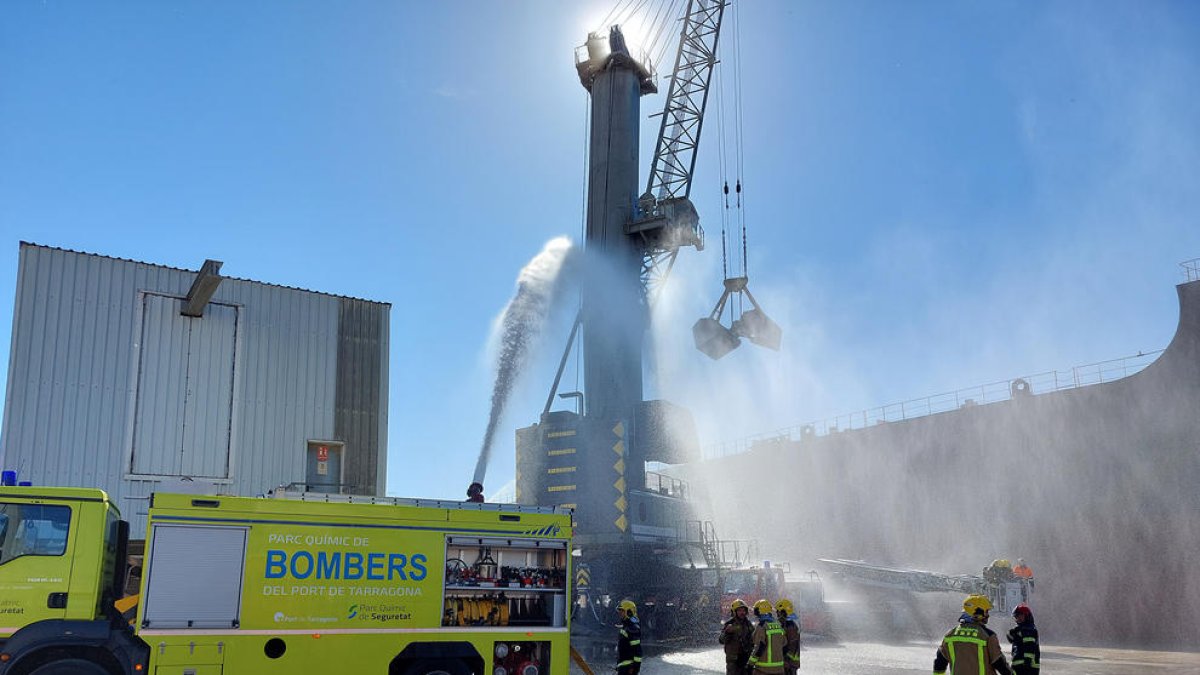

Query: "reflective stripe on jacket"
(748, 617), (786, 674)
(933, 618), (1008, 675)
(1007, 623), (1040, 672)
(617, 617), (643, 667)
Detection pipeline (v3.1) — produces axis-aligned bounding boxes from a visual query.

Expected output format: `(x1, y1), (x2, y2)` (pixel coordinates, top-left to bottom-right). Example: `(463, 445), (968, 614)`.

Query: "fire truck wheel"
(402, 659), (470, 675)
(28, 659), (111, 675)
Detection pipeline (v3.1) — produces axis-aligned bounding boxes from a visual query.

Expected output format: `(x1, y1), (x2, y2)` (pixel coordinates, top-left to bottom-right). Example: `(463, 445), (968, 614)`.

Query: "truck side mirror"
(112, 520), (131, 600)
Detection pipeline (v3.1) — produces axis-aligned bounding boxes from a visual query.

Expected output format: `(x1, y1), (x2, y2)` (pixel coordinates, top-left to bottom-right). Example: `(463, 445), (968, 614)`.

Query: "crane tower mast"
(578, 0), (726, 423)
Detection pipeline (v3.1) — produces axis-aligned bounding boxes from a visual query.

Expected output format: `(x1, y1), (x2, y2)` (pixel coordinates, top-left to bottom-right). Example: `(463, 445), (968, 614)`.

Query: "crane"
(560, 0), (779, 422)
(515, 0), (780, 641)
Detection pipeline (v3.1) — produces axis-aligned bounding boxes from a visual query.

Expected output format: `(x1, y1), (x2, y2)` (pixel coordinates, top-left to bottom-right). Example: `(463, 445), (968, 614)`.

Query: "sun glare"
(578, 3), (653, 61)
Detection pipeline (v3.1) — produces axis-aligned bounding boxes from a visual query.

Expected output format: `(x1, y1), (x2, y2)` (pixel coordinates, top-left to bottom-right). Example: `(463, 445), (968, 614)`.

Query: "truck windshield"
(723, 571), (757, 594)
(0, 502), (71, 565)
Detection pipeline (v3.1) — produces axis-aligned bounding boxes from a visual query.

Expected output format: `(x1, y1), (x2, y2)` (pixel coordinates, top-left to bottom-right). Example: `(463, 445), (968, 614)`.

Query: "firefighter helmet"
(753, 599), (774, 616)
(963, 594), (993, 617)
(776, 598), (795, 616)
(730, 599), (748, 613)
(618, 599), (637, 617)
(1012, 603), (1032, 619)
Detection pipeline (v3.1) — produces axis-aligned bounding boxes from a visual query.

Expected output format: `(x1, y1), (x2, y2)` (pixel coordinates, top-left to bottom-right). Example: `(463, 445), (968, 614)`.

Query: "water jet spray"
(472, 237), (577, 496)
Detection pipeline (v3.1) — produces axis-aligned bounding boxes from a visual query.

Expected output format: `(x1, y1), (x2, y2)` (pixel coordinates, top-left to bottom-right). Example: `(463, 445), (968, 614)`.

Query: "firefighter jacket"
(781, 615), (801, 673)
(1012, 565), (1035, 593)
(934, 616), (1013, 675)
(616, 616), (643, 673)
(719, 614), (755, 664)
(748, 615), (786, 674)
(1006, 621), (1040, 675)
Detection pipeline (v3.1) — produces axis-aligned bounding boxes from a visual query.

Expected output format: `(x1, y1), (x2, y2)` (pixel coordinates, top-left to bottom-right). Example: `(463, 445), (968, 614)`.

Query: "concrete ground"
(571, 641), (1200, 675)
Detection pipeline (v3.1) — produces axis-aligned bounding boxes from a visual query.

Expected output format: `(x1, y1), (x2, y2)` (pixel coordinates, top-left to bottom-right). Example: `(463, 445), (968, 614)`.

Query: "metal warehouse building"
(0, 242), (389, 531)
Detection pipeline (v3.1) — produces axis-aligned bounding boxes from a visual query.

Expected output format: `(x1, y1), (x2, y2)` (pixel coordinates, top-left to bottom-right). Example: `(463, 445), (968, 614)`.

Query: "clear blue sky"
(2, 1), (1198, 499)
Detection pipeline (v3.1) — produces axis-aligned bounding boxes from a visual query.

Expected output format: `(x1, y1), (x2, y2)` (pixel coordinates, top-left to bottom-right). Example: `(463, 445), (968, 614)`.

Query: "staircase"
(683, 520), (754, 569)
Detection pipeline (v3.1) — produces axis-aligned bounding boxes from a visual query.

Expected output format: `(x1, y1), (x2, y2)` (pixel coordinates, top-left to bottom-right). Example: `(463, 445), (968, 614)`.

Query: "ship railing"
(706, 349), (1163, 459)
(645, 471), (689, 499)
(1182, 258), (1200, 282)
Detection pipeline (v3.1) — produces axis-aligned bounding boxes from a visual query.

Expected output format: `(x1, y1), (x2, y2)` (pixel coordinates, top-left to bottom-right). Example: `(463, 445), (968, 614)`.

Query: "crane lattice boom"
(646, 0), (727, 204)
(630, 0), (726, 299)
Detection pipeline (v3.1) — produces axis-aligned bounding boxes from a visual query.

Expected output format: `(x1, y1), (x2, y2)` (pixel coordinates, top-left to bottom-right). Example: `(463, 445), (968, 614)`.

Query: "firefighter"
(1012, 559), (1033, 580)
(466, 482), (485, 503)
(719, 598), (754, 675)
(934, 594), (1014, 675)
(984, 559), (1015, 585)
(615, 598), (642, 675)
(775, 598), (801, 675)
(1012, 559), (1034, 598)
(747, 599), (786, 674)
(1006, 603), (1040, 675)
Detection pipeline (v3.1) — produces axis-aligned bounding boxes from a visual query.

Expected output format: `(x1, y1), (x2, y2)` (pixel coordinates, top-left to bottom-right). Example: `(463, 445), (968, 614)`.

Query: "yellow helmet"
(963, 594), (993, 617)
(753, 599), (774, 616)
(776, 598), (795, 616)
(618, 599), (637, 617)
(730, 598), (748, 613)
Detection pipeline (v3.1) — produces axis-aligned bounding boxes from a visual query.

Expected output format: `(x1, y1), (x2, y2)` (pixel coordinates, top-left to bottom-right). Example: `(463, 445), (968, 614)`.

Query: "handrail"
(706, 348), (1163, 458)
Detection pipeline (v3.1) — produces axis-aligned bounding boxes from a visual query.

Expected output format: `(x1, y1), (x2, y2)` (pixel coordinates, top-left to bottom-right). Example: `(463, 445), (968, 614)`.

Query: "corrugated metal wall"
(335, 298), (389, 496)
(0, 243), (389, 534)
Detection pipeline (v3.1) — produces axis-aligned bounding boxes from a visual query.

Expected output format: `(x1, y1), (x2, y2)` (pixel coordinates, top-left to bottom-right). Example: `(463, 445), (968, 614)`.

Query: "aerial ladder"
(819, 558), (1033, 614)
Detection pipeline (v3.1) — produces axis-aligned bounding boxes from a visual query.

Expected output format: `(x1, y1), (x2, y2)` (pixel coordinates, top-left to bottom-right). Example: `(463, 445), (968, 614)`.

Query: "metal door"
(131, 294), (237, 478)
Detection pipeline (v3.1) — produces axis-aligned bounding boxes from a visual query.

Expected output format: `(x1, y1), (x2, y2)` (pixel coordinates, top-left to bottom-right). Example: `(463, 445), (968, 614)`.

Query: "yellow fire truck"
(0, 486), (572, 675)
